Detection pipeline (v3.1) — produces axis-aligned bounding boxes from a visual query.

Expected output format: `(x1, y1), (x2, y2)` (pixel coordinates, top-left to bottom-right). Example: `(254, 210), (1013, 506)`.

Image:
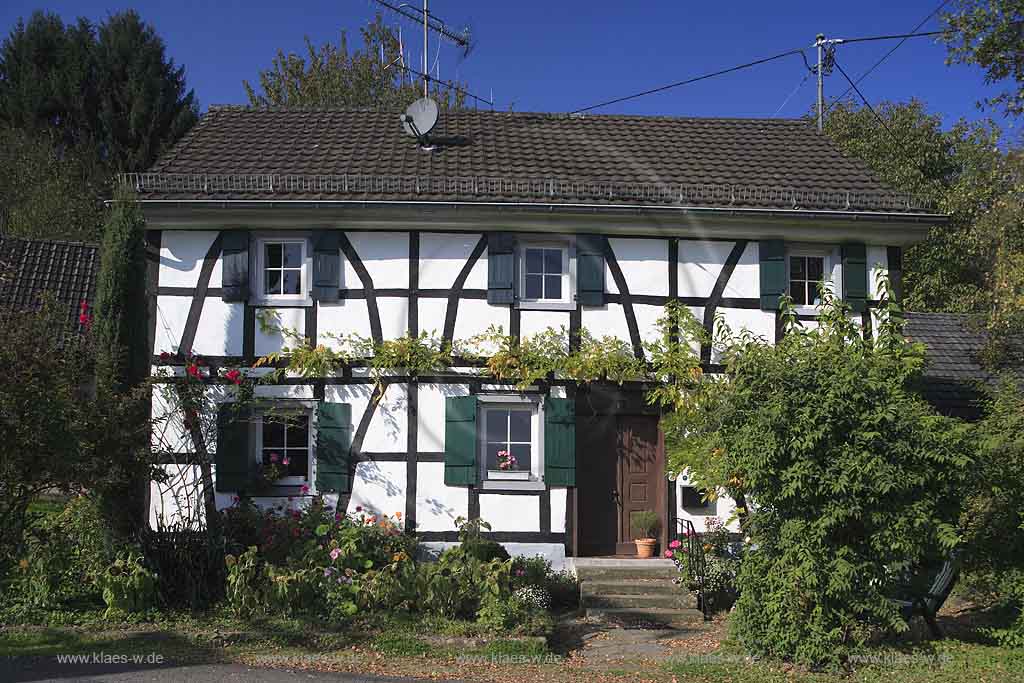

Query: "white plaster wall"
(418, 383), (468, 452)
(416, 298), (448, 339)
(326, 383), (408, 452)
(254, 384), (315, 400)
(197, 300), (245, 356)
(479, 494), (540, 532)
(347, 461), (407, 518)
(344, 232), (409, 289)
(520, 309), (571, 339)
(580, 304), (630, 345)
(710, 308), (776, 362)
(608, 238), (669, 296)
(153, 295), (190, 355)
(318, 299), (367, 347)
(159, 230), (220, 288)
(149, 464), (204, 529)
(379, 298), (411, 340)
(255, 307), (305, 356)
(415, 462), (469, 531)
(550, 488), (567, 534)
(677, 240), (759, 299)
(418, 542), (568, 572)
(451, 298), (510, 345)
(419, 233), (485, 289)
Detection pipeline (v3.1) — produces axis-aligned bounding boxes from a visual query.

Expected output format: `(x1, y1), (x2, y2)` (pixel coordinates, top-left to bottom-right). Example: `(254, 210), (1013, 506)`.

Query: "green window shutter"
(576, 235), (606, 306)
(316, 402), (352, 493)
(221, 230), (250, 302)
(215, 404), (252, 492)
(544, 397), (575, 487)
(842, 243), (868, 313)
(758, 239), (786, 311)
(487, 233), (515, 305)
(444, 395), (478, 486)
(312, 231), (341, 302)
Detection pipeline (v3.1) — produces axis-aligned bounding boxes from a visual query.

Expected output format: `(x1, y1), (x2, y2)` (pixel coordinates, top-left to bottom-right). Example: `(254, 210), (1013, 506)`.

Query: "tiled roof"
(0, 235), (99, 334)
(127, 107), (936, 214)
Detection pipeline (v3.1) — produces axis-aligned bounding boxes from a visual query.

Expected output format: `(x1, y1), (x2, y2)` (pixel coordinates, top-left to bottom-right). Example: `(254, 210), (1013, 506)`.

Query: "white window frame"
(787, 245), (841, 315)
(517, 240), (576, 311)
(477, 394), (545, 491)
(252, 403), (316, 487)
(253, 236), (312, 305)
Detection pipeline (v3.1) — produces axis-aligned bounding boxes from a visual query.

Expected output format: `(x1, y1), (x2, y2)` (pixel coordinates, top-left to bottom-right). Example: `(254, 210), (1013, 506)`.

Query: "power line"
(831, 57), (898, 143)
(839, 30), (944, 44)
(570, 47), (813, 114)
(390, 61), (494, 108)
(772, 71), (812, 118)
(815, 0), (952, 126)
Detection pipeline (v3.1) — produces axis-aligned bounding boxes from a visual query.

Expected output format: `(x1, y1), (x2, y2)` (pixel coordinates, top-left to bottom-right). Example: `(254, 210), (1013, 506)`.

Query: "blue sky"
(0, 0), (1007, 128)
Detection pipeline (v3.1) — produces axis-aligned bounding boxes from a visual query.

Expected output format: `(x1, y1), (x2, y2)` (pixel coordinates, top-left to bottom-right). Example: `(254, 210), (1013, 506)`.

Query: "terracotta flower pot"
(635, 538), (657, 558)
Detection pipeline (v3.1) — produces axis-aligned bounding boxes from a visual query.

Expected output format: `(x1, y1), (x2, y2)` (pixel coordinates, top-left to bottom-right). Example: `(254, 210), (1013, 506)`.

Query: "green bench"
(890, 557), (959, 638)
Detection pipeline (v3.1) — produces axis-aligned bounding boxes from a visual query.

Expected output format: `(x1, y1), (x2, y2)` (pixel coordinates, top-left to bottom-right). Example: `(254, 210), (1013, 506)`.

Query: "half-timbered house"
(135, 107), (944, 566)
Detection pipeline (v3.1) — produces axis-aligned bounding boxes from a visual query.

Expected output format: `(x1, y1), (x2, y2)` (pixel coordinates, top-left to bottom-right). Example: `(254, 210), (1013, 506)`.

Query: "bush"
(97, 551), (158, 617)
(511, 554), (579, 612)
(452, 517), (510, 563)
(663, 291), (972, 666)
(139, 523), (225, 610)
(667, 517), (741, 612)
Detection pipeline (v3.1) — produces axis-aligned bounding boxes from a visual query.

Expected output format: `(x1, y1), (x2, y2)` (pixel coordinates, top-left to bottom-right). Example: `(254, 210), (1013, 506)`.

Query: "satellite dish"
(400, 97), (439, 140)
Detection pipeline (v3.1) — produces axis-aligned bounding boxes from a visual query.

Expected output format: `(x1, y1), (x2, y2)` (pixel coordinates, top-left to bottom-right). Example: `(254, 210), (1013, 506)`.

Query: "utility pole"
(816, 33), (825, 132)
(422, 0), (429, 98)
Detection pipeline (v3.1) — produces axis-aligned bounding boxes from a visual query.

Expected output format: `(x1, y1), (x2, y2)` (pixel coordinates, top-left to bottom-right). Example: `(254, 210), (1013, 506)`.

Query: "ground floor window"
(258, 410), (312, 485)
(478, 397), (543, 484)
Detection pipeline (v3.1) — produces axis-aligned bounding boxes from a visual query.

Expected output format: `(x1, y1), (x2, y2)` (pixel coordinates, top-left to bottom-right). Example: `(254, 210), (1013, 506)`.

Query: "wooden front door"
(615, 416), (665, 555)
(576, 412), (666, 556)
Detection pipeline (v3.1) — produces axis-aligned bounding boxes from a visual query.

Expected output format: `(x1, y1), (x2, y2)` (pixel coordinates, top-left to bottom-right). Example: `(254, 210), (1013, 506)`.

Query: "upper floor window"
(258, 239), (307, 301)
(789, 255), (826, 306)
(518, 242), (573, 308)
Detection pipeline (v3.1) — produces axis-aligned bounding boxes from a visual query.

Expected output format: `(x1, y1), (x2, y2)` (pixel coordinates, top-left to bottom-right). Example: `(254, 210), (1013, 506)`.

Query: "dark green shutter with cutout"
(487, 233), (515, 305)
(576, 235), (606, 306)
(444, 395), (478, 486)
(544, 397), (575, 487)
(312, 231), (341, 302)
(842, 243), (868, 313)
(759, 239), (786, 311)
(316, 402), (352, 493)
(216, 404), (252, 492)
(221, 230), (250, 302)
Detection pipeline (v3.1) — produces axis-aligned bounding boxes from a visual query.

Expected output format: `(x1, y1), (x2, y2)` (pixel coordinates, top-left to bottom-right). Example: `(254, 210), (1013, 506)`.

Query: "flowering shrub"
(666, 517), (742, 612)
(513, 585), (552, 611)
(510, 554), (579, 611)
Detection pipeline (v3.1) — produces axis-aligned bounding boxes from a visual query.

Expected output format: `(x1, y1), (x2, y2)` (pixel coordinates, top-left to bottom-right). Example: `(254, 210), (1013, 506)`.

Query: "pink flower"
(355, 506), (363, 513)
(330, 548), (342, 561)
(159, 351), (171, 361)
(186, 364), (200, 378)
(515, 569), (526, 577)
(669, 539), (681, 549)
(232, 495), (240, 505)
(282, 455), (291, 466)
(664, 550), (674, 559)
(269, 453), (279, 463)
(334, 513), (342, 521)
(300, 484), (310, 494)
(225, 369), (242, 384)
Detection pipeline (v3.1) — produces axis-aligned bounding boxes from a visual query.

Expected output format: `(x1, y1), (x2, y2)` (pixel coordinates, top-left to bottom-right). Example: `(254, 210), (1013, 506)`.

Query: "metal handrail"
(678, 519), (708, 620)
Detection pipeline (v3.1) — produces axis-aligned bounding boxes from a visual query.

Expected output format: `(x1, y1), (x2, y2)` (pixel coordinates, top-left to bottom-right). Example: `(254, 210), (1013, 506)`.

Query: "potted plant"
(631, 510), (660, 558)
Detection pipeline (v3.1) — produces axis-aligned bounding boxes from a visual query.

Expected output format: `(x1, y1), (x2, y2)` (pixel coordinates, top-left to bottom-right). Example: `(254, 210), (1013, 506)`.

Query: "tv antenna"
(371, 0), (472, 98)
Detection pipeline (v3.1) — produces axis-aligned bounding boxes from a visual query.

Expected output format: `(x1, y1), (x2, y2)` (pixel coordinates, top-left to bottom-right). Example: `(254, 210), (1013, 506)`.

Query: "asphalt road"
(0, 659), (457, 683)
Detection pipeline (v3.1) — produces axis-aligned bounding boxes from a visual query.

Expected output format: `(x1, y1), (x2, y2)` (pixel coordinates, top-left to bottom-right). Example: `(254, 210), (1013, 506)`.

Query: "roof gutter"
(125, 198), (948, 224)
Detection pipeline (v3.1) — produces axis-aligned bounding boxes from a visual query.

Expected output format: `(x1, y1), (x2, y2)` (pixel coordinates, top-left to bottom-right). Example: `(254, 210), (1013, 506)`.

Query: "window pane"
(284, 450), (308, 478)
(485, 442), (506, 470)
(544, 248), (562, 274)
(509, 443), (531, 471)
(544, 274), (562, 300)
(266, 243), (282, 268)
(525, 248), (543, 274)
(486, 410), (508, 443)
(264, 270), (281, 295)
(509, 410), (531, 442)
(790, 281), (806, 305)
(282, 270), (301, 295)
(285, 416), (308, 448)
(283, 243), (302, 268)
(790, 256), (805, 279)
(524, 274), (543, 299)
(263, 419), (285, 448)
(807, 257), (824, 281)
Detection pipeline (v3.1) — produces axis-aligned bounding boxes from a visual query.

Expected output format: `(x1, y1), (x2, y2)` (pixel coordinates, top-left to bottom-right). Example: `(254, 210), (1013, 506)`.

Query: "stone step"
(585, 607), (706, 628)
(580, 579), (680, 597)
(575, 566), (679, 582)
(583, 592), (698, 610)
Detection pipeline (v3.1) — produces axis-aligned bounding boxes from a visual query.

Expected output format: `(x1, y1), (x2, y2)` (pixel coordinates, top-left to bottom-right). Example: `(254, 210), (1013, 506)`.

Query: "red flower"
(186, 364), (200, 378)
(159, 351), (171, 361)
(78, 312), (92, 329)
(225, 369), (242, 384)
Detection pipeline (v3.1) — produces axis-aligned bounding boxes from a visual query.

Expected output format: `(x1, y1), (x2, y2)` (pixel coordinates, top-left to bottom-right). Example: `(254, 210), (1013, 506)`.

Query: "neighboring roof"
(126, 107), (937, 215)
(904, 312), (997, 418)
(0, 235), (100, 334)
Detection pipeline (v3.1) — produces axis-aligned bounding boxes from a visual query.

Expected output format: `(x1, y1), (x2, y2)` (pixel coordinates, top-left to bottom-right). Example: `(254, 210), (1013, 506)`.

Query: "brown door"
(615, 416), (665, 555)
(576, 412), (666, 556)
